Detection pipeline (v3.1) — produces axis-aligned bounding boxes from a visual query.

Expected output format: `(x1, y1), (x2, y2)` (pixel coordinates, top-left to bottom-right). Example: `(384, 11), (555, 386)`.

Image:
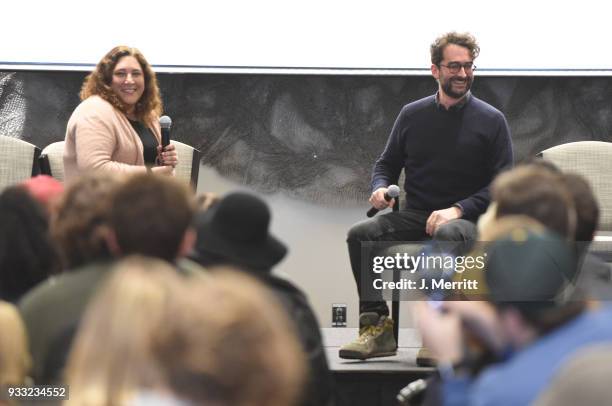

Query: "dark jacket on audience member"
(18, 261), (112, 383)
(19, 259), (205, 384)
(189, 191), (336, 405)
(257, 272), (335, 406)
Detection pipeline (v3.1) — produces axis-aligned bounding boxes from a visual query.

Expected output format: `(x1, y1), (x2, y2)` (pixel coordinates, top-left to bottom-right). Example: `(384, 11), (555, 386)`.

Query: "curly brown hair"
(50, 172), (124, 269)
(430, 32), (480, 66)
(80, 46), (163, 124)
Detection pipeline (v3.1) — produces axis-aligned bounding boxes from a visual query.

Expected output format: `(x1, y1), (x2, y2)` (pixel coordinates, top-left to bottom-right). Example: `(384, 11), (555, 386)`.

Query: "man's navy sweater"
(372, 94), (513, 221)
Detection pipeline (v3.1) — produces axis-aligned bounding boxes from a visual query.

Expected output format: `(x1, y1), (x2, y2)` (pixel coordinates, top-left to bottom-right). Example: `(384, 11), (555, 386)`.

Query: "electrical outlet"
(332, 303), (347, 327)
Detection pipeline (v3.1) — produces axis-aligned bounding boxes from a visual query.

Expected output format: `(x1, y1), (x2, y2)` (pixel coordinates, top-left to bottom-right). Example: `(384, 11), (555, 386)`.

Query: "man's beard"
(441, 76), (472, 99)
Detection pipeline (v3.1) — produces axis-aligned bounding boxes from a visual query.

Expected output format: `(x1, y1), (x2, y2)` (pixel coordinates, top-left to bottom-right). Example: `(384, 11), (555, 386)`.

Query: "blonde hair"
(64, 257), (178, 405)
(65, 258), (305, 406)
(0, 301), (31, 386)
(155, 269), (306, 406)
(479, 215), (546, 241)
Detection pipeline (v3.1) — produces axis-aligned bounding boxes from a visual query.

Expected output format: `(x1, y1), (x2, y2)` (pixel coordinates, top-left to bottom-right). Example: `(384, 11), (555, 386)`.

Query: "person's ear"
(431, 63), (440, 80)
(100, 225), (122, 257)
(178, 227), (197, 258)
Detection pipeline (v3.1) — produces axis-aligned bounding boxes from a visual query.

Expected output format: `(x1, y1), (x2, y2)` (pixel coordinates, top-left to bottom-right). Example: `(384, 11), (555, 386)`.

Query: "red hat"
(20, 175), (64, 208)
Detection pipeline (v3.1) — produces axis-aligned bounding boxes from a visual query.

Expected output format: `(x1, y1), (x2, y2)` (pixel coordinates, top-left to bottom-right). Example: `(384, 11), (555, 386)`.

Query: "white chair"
(39, 139), (201, 189)
(539, 141), (612, 260)
(39, 141), (65, 182)
(0, 136), (41, 191)
(172, 140), (201, 189)
(539, 141), (612, 236)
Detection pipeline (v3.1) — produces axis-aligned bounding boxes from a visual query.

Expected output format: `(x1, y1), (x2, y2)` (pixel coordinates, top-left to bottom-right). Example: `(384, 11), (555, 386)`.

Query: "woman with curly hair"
(63, 46), (177, 181)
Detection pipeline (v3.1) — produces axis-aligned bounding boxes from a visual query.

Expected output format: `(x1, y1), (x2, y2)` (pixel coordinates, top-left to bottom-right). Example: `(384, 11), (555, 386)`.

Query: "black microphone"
(159, 115), (172, 149)
(367, 184), (400, 217)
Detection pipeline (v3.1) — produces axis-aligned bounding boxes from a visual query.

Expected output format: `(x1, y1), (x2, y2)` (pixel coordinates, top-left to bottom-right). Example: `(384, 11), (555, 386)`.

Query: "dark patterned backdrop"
(1, 71), (611, 205)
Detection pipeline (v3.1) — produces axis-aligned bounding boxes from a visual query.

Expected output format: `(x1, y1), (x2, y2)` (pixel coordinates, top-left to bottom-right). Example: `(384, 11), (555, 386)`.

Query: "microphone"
(159, 115), (172, 150)
(366, 184), (400, 217)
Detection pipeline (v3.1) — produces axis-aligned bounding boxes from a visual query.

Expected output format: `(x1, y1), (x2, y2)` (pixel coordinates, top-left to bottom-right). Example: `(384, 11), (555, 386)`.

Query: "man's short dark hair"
(109, 174), (194, 262)
(430, 32), (480, 66)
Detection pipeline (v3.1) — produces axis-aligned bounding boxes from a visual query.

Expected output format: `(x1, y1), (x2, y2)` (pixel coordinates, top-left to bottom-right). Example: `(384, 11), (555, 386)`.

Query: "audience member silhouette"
(189, 192), (335, 406)
(0, 185), (60, 303)
(65, 256), (306, 406)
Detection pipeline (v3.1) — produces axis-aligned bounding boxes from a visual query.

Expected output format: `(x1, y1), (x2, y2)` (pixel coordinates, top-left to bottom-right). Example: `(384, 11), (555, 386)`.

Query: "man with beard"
(340, 32), (513, 361)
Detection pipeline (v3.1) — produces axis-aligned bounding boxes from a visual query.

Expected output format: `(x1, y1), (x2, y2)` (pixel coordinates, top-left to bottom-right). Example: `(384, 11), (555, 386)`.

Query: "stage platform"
(323, 327), (435, 406)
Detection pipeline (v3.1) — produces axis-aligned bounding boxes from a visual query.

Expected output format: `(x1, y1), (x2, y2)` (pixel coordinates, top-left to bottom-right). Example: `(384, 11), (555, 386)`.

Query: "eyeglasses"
(438, 62), (476, 74)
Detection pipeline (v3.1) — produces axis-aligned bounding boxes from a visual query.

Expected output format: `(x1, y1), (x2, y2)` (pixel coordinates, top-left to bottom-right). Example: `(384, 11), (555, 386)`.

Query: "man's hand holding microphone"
(366, 185), (400, 217)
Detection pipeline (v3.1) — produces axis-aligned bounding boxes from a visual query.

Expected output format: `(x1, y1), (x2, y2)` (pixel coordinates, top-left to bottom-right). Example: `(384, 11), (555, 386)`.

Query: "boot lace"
(356, 324), (382, 343)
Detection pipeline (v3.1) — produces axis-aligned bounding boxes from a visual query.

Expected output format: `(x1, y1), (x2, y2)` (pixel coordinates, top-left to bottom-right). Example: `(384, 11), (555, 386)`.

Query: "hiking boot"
(339, 312), (397, 360)
(416, 347), (437, 367)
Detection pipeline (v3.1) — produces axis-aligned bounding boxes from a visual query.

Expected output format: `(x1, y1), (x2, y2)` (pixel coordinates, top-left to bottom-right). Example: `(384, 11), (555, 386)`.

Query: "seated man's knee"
(347, 218), (379, 243)
(434, 220), (476, 241)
